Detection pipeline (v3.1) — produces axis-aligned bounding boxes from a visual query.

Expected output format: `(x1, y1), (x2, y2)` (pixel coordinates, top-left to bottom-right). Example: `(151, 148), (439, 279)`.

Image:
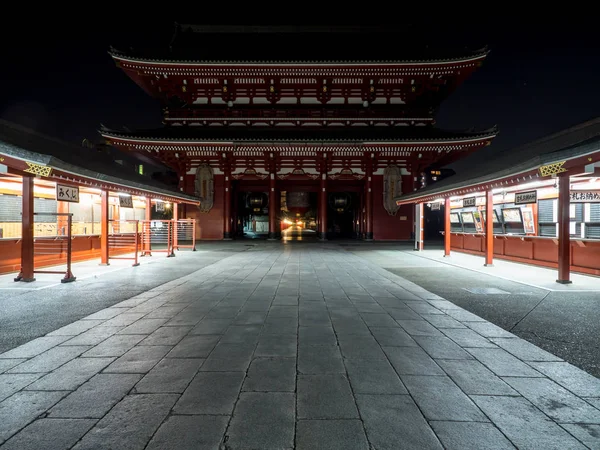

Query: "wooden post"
(173, 202), (179, 250)
(15, 175), (35, 282)
(142, 197), (151, 256)
(319, 172), (327, 240)
(100, 190), (109, 265)
(365, 168), (373, 240)
(414, 203), (424, 251)
(145, 197), (151, 221)
(57, 200), (69, 236)
(557, 173), (572, 284)
(485, 190), (494, 266)
(268, 173), (278, 240)
(223, 169), (232, 240)
(444, 197), (451, 257)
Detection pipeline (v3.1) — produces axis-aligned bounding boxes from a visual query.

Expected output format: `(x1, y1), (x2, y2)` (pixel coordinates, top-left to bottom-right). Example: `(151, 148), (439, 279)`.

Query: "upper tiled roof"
(109, 24), (488, 65)
(99, 125), (498, 144)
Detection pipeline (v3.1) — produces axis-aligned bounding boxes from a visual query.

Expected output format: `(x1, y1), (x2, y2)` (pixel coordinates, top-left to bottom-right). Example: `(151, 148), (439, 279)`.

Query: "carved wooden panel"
(383, 165), (402, 216)
(195, 163), (214, 212)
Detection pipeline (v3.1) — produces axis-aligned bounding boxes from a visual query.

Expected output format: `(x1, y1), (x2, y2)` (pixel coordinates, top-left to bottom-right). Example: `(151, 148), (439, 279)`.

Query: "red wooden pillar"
(173, 202), (179, 249)
(444, 197), (451, 257)
(557, 173), (572, 284)
(57, 200), (69, 236)
(319, 172), (327, 240)
(15, 175), (35, 282)
(414, 203), (424, 250)
(358, 194), (364, 239)
(365, 169), (373, 241)
(141, 197), (151, 257)
(100, 190), (109, 265)
(484, 190), (494, 266)
(223, 169), (232, 240)
(268, 173), (278, 240)
(231, 182), (238, 237)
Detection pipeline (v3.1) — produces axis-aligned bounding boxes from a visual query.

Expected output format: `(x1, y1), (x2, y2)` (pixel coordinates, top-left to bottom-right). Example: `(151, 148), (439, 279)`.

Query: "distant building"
(100, 24), (496, 240)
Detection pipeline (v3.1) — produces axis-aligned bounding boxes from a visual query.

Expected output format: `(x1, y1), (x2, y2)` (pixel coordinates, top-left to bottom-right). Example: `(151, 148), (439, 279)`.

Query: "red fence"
(140, 220), (174, 257)
(32, 212), (76, 283)
(174, 219), (196, 251)
(108, 220), (140, 267)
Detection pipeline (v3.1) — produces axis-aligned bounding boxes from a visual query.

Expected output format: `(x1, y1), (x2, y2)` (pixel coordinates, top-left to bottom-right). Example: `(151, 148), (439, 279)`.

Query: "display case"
(450, 212), (463, 232)
(502, 207), (525, 234)
(460, 211), (477, 233)
(482, 209), (504, 234)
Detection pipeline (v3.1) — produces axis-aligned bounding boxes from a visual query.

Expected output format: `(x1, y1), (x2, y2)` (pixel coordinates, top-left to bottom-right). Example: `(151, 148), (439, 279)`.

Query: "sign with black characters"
(514, 190), (537, 205)
(119, 195), (134, 208)
(56, 184), (79, 203)
(570, 191), (600, 203)
(463, 197), (476, 208)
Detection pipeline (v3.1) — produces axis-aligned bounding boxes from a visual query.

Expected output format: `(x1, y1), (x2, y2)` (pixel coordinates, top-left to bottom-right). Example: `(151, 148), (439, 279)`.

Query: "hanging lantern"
(329, 193), (351, 213)
(286, 191), (310, 216)
(246, 192), (268, 212)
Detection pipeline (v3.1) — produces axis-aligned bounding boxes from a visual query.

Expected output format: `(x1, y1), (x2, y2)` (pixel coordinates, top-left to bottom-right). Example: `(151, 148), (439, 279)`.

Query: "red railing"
(32, 212), (76, 283)
(140, 220), (174, 257)
(174, 219), (196, 251)
(108, 220), (140, 267)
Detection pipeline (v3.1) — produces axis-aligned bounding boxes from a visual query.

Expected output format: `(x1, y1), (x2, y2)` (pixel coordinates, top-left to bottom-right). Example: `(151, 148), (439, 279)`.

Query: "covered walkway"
(0, 242), (598, 449)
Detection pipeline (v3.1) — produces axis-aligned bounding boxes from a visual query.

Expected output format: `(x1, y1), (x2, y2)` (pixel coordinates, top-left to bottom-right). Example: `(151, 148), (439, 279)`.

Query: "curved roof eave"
(98, 129), (498, 146)
(108, 49), (489, 67)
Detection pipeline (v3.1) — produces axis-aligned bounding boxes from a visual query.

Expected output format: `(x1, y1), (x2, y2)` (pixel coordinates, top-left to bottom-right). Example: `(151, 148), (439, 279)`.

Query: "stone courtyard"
(0, 243), (599, 449)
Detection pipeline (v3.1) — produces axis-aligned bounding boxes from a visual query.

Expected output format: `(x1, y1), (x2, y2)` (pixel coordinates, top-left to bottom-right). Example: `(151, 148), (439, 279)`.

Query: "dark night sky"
(1, 17), (598, 168)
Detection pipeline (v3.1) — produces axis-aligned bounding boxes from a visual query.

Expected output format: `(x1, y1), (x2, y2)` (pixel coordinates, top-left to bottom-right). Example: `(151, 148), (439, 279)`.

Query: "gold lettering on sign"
(23, 162), (52, 177)
(538, 161), (567, 177)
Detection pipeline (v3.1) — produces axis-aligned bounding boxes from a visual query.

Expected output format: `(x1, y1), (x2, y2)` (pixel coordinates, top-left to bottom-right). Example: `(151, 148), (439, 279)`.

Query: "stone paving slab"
(0, 243), (599, 448)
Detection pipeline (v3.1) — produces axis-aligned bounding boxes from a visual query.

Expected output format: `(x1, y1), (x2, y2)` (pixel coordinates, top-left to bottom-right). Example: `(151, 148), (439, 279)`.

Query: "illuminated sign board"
(514, 190), (537, 205)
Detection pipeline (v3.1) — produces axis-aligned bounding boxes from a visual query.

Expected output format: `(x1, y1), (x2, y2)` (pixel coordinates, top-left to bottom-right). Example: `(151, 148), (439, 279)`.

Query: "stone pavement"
(0, 243), (599, 449)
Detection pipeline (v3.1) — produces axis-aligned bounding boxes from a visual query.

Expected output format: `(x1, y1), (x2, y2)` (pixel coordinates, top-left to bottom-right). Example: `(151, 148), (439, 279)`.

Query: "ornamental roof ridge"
(98, 125), (498, 143)
(107, 47), (489, 66)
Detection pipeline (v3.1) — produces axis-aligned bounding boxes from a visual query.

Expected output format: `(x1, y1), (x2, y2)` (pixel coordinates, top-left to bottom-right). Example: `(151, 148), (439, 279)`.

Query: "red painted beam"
(557, 173), (572, 283)
(319, 173), (327, 240)
(268, 173), (278, 240)
(15, 175), (35, 282)
(485, 190), (494, 266)
(365, 169), (373, 240)
(444, 198), (451, 257)
(223, 170), (232, 240)
(100, 190), (109, 265)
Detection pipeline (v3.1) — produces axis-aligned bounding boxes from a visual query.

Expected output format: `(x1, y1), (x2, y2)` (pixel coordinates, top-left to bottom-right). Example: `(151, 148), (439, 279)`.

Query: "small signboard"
(56, 183), (79, 203)
(463, 197), (476, 208)
(155, 201), (165, 212)
(119, 195), (134, 208)
(570, 191), (600, 203)
(522, 207), (535, 234)
(431, 202), (441, 211)
(473, 211), (483, 233)
(515, 190), (537, 205)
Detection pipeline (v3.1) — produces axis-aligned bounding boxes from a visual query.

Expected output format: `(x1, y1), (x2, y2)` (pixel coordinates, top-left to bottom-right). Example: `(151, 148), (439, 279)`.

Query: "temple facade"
(101, 25), (497, 240)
